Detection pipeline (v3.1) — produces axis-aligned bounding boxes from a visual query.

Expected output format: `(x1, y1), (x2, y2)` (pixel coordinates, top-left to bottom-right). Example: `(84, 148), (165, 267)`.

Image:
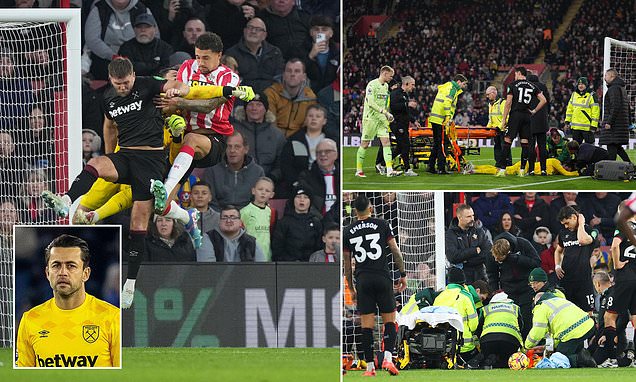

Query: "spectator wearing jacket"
(486, 231), (541, 338)
(145, 215), (196, 262)
(201, 131), (264, 211)
(471, 192), (513, 233)
(491, 211), (522, 238)
(84, 0), (153, 80)
(225, 17), (284, 94)
(264, 58), (317, 137)
(512, 192), (550, 241)
(297, 138), (339, 221)
(582, 192), (621, 243)
(258, 0), (312, 61)
(280, 104), (331, 195)
(271, 185), (322, 261)
(190, 181), (220, 261)
(308, 222), (340, 263)
(232, 92), (285, 183)
(549, 192), (580, 234)
(600, 69), (631, 162)
(445, 204), (492, 283)
(118, 13), (174, 76)
(199, 205), (266, 262)
(306, 14), (338, 93)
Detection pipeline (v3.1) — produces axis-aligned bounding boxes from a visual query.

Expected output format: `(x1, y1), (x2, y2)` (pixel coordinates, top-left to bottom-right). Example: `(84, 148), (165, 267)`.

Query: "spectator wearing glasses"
(199, 204), (265, 262)
(225, 17), (284, 94)
(298, 138), (339, 223)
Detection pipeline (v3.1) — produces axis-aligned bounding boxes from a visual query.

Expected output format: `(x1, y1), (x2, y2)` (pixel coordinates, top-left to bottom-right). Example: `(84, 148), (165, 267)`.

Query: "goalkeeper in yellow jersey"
(16, 234), (120, 367)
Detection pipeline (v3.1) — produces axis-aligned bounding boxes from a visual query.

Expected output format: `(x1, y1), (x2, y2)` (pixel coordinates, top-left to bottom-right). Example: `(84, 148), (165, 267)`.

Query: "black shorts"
(608, 279), (636, 315)
(106, 148), (168, 201)
(355, 272), (396, 315)
(561, 279), (594, 312)
(181, 133), (227, 182)
(506, 111), (531, 141)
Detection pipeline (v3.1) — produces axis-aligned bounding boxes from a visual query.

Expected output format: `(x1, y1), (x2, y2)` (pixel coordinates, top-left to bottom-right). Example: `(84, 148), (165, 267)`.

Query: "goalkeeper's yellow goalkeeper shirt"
(16, 294), (120, 367)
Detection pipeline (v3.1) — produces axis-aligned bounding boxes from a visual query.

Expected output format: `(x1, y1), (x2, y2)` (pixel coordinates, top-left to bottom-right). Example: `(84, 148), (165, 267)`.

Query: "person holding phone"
(306, 14), (338, 93)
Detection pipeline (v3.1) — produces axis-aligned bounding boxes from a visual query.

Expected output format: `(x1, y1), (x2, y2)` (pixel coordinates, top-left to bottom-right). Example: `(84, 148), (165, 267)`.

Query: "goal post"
(0, 8), (82, 349)
(342, 192), (446, 362)
(603, 37), (636, 122)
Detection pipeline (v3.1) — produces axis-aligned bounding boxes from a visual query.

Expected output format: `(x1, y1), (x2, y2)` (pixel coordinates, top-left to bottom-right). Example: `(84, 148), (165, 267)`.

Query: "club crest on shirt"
(83, 325), (100, 343)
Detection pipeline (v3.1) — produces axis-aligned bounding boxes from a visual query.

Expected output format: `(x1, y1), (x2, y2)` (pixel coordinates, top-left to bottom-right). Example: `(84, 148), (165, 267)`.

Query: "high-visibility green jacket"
(565, 91), (600, 131)
(487, 98), (507, 131)
(428, 81), (463, 126)
(400, 288), (440, 315)
(482, 301), (522, 344)
(524, 293), (594, 349)
(434, 283), (478, 352)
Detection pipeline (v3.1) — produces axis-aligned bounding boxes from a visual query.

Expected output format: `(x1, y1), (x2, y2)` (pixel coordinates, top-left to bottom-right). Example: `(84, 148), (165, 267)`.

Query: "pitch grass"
(345, 367), (636, 381)
(343, 146), (636, 190)
(0, 347), (339, 382)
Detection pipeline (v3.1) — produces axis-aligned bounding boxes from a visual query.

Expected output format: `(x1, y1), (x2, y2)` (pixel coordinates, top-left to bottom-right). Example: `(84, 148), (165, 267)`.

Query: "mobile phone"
(315, 32), (327, 43)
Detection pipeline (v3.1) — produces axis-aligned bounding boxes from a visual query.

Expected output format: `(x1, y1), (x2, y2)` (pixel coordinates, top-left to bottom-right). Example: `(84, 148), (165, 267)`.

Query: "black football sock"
(383, 322), (397, 354)
(67, 165), (99, 201)
(126, 230), (147, 280)
(361, 327), (375, 363)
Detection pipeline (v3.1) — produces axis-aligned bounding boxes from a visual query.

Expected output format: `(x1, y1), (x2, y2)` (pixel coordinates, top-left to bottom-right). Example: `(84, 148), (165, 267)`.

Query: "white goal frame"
(603, 37), (636, 120)
(0, 8), (83, 187)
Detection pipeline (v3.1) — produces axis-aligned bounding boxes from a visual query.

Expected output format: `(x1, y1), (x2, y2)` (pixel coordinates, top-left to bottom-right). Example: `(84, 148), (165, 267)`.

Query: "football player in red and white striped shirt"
(152, 32), (253, 242)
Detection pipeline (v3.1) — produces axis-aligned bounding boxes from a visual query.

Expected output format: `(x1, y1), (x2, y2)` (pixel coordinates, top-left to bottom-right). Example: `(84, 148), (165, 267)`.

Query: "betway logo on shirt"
(36, 353), (98, 367)
(562, 239), (581, 247)
(108, 100), (142, 118)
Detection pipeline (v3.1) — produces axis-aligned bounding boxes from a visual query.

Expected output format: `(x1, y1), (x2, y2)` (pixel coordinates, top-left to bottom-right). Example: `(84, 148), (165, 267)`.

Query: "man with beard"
(16, 235), (120, 367)
(446, 203), (492, 283)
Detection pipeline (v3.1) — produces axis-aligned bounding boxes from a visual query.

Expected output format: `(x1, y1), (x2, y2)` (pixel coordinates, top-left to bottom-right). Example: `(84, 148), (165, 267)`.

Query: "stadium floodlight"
(0, 8), (82, 349)
(603, 37), (636, 121)
(342, 192), (445, 360)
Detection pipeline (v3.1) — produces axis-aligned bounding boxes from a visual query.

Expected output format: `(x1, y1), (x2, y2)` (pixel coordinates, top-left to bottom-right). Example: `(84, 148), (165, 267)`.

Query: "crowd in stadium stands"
(344, 0), (568, 134)
(344, 0), (636, 161)
(0, 0), (341, 301)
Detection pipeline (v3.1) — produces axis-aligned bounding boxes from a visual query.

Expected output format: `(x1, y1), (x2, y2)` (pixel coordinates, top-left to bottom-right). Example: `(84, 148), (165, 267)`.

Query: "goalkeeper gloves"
(231, 86), (255, 101)
(166, 114), (186, 137)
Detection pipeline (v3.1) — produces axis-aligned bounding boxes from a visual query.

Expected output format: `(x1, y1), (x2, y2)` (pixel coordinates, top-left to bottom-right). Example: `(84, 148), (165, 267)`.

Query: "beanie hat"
(447, 267), (466, 284)
(247, 92), (269, 110)
(577, 77), (589, 86)
(528, 267), (548, 283)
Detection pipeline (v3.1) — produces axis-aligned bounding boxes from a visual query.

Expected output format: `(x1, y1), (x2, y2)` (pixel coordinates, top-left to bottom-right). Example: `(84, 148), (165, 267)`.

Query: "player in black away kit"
(603, 200), (636, 367)
(42, 57), (243, 308)
(344, 195), (407, 376)
(554, 206), (598, 314)
(497, 66), (547, 177)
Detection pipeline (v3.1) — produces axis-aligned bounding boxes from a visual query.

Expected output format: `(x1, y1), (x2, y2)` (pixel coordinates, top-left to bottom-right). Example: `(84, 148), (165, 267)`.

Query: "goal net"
(343, 192), (445, 364)
(603, 37), (636, 123)
(0, 9), (81, 349)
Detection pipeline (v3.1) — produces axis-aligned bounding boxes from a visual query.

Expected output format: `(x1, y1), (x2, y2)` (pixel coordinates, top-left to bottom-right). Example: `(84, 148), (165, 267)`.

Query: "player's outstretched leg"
(41, 191), (70, 218)
(184, 208), (203, 249)
(150, 179), (168, 213)
(121, 279), (136, 309)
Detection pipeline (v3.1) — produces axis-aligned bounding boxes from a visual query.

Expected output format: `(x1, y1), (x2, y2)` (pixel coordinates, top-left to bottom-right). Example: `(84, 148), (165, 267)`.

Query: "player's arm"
(611, 235), (629, 270)
(110, 310), (121, 367)
(617, 203), (636, 246)
(554, 242), (565, 279)
(163, 80), (254, 101)
(388, 237), (407, 292)
(343, 248), (355, 297)
(531, 92), (547, 115)
(173, 97), (228, 114)
(576, 214), (593, 245)
(501, 93), (513, 129)
(103, 116), (118, 154)
(16, 313), (36, 367)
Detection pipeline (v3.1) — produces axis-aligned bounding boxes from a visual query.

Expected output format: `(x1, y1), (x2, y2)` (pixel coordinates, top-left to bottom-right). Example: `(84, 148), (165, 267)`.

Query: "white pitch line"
(496, 176), (592, 189)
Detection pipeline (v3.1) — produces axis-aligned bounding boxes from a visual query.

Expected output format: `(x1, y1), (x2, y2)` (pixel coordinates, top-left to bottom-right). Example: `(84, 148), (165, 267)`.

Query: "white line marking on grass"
(496, 176), (592, 189)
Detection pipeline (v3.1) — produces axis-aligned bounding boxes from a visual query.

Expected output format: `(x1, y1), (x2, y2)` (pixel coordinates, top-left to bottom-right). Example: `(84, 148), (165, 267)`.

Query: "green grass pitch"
(343, 146), (636, 190)
(344, 367), (636, 381)
(0, 347), (339, 382)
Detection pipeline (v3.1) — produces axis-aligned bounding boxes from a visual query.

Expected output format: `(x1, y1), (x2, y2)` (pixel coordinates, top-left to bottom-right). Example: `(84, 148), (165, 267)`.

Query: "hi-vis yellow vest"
(482, 301), (522, 344)
(487, 98), (507, 131)
(565, 91), (600, 131)
(434, 284), (478, 353)
(428, 81), (463, 126)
